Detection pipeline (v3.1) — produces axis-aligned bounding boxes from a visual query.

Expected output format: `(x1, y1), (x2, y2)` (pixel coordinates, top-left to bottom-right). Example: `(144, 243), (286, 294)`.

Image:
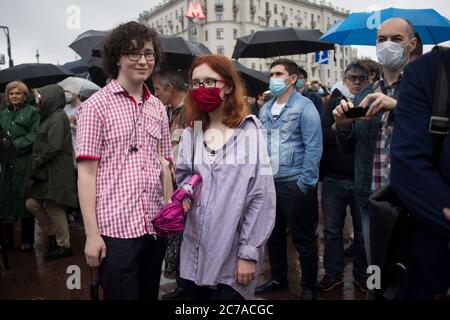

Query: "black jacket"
(320, 89), (355, 180)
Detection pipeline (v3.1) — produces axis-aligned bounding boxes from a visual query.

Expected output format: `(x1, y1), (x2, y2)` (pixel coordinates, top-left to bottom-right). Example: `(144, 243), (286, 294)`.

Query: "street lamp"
(0, 26), (13, 67)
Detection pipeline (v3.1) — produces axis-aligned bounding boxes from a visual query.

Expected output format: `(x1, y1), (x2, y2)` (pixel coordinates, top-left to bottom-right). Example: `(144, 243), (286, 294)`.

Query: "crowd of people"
(0, 17), (449, 301)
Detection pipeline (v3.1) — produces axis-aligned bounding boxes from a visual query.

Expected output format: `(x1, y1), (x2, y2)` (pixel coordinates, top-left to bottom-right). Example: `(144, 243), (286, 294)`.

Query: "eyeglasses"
(188, 78), (226, 90)
(345, 75), (369, 83)
(124, 51), (156, 61)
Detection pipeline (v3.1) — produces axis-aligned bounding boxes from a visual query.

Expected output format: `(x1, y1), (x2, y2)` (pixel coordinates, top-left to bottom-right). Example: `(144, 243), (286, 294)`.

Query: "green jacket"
(25, 84), (77, 208)
(0, 102), (40, 221)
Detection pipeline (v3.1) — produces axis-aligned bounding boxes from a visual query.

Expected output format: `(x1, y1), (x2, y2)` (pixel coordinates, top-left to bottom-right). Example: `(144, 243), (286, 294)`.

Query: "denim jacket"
(260, 90), (322, 194)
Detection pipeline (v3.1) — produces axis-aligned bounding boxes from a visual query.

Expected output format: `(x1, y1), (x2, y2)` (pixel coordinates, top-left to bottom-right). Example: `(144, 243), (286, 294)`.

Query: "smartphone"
(344, 107), (368, 118)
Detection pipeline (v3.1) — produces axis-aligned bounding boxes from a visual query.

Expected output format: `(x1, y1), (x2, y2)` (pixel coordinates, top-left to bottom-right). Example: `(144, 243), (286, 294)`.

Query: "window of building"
(282, 6), (285, 13)
(258, 0), (261, 10)
(205, 30), (208, 41)
(312, 68), (316, 78)
(233, 29), (238, 40)
(216, 0), (223, 4)
(216, 28), (224, 40)
(274, 19), (278, 27)
(260, 64), (262, 71)
(176, 10), (178, 18)
(290, 23), (293, 27)
(217, 45), (225, 55)
(327, 69), (330, 78)
(216, 12), (223, 21)
(251, 63), (256, 69)
(176, 25), (179, 33)
(273, 4), (277, 14)
(290, 8), (293, 17)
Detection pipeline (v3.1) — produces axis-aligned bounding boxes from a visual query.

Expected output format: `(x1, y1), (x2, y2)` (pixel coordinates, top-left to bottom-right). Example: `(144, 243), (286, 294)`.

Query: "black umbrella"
(85, 56), (107, 87)
(62, 58), (90, 74)
(0, 63), (73, 92)
(232, 27), (334, 59)
(160, 35), (211, 69)
(89, 267), (100, 300)
(91, 34), (211, 70)
(232, 60), (268, 97)
(69, 30), (108, 59)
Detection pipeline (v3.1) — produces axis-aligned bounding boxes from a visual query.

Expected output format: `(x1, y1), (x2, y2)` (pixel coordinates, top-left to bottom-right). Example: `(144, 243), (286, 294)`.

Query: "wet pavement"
(0, 189), (366, 300)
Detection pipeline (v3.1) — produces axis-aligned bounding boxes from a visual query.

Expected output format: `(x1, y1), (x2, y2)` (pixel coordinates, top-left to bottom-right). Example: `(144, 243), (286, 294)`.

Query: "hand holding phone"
(340, 95), (368, 119)
(344, 107), (369, 118)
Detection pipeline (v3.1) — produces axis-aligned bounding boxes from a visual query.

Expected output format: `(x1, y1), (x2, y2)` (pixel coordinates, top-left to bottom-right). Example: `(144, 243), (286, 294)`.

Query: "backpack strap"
(429, 46), (450, 164)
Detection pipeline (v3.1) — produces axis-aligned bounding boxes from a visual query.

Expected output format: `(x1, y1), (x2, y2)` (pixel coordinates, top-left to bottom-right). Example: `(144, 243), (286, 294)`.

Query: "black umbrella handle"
(0, 219), (11, 270)
(89, 267), (100, 300)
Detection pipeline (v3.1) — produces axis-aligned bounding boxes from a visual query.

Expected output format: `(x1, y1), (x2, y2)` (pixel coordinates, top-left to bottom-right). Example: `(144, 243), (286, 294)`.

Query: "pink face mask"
(190, 86), (223, 113)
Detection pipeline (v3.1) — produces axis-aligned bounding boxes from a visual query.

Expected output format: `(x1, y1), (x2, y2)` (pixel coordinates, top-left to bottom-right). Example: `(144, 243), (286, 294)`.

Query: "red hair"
(184, 54), (249, 129)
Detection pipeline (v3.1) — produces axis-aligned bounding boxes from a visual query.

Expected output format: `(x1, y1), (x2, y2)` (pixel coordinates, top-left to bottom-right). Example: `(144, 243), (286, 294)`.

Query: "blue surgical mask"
(269, 78), (290, 96)
(295, 79), (304, 89)
(317, 88), (324, 95)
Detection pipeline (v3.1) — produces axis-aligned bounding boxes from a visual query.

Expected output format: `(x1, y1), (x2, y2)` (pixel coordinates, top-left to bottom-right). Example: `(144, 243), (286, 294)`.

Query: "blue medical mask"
(295, 79), (304, 89)
(317, 88), (324, 95)
(269, 78), (291, 96)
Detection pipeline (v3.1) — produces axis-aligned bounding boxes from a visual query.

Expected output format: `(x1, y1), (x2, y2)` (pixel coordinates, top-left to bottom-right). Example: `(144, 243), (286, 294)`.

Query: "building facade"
(139, 0), (359, 87)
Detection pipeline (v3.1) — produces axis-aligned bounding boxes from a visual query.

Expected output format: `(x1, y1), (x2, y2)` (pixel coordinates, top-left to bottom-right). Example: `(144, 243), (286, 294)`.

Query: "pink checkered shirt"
(76, 80), (173, 239)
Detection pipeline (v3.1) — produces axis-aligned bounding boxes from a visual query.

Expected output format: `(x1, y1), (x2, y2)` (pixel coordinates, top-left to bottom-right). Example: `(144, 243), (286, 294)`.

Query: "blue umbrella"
(320, 7), (450, 45)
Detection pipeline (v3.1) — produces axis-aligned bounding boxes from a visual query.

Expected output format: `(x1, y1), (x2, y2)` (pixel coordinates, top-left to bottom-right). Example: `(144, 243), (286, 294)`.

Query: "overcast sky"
(0, 0), (449, 68)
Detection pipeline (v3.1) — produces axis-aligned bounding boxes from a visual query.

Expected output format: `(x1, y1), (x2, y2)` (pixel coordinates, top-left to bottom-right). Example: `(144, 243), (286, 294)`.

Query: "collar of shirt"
(379, 72), (403, 96)
(108, 79), (151, 102)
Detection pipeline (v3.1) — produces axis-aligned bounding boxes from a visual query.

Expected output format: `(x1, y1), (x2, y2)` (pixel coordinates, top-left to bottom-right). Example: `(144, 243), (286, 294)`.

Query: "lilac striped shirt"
(175, 115), (276, 299)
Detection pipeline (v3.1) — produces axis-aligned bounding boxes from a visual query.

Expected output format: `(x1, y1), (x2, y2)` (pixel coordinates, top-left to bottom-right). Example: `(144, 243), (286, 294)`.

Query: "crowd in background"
(0, 17), (449, 301)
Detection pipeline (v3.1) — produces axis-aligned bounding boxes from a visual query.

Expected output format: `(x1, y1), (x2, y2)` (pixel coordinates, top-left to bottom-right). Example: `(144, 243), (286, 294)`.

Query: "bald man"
(331, 18), (417, 291)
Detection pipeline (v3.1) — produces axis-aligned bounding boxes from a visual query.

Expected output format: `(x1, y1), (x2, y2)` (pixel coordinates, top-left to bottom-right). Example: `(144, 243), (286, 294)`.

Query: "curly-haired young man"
(76, 21), (172, 300)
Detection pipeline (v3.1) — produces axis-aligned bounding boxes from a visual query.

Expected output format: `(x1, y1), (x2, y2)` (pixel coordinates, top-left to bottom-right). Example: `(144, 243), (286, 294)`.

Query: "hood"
(37, 84), (65, 120)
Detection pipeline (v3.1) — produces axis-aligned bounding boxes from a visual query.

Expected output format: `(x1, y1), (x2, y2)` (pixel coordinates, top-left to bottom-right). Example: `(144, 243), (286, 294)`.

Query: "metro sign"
(186, 0), (205, 20)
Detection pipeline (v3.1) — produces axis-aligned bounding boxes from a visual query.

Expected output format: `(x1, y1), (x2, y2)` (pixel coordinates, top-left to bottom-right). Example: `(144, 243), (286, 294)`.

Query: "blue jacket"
(390, 49), (450, 299)
(259, 90), (322, 194)
(335, 84), (381, 207)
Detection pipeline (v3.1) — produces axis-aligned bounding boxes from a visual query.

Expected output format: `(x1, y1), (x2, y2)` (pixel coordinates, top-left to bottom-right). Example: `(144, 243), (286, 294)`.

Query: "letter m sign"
(186, 1), (206, 20)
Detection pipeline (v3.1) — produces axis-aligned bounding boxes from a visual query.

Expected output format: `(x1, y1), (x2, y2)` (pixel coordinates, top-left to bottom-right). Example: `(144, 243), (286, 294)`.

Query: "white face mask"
(376, 41), (408, 71)
(341, 83), (355, 100)
(65, 92), (76, 104)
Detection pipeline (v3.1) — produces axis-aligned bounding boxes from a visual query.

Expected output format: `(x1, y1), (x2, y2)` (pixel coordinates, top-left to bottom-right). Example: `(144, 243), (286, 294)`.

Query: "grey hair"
(153, 68), (187, 92)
